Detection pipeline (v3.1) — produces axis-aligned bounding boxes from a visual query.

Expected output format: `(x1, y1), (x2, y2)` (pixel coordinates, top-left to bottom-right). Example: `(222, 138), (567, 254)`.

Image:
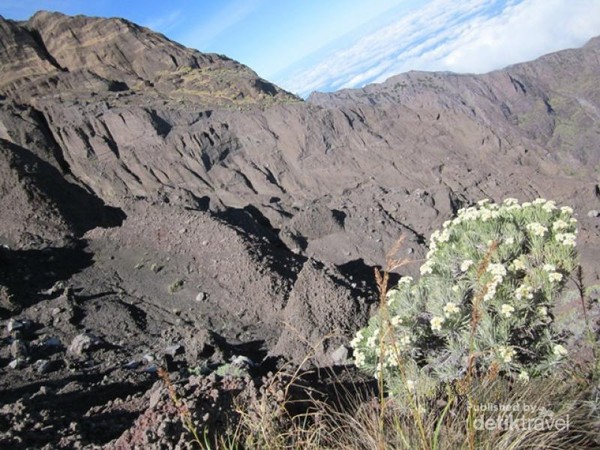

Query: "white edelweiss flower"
(480, 209), (493, 221)
(560, 206), (574, 215)
(390, 316), (403, 326)
(430, 316), (445, 332)
(556, 233), (576, 247)
(385, 353), (399, 367)
(538, 306), (548, 317)
(350, 331), (364, 348)
(488, 263), (507, 277)
(437, 229), (451, 243)
(399, 335), (412, 346)
(553, 344), (568, 357)
(533, 198), (547, 205)
(420, 260), (434, 275)
(477, 199), (491, 206)
(500, 304), (515, 317)
(406, 379), (416, 391)
(521, 201), (532, 208)
(504, 236), (515, 245)
(498, 346), (515, 363)
(563, 235), (577, 247)
(542, 200), (557, 212)
(492, 275), (504, 285)
(515, 284), (533, 300)
(468, 211), (480, 221)
(443, 302), (460, 317)
(503, 198), (519, 206)
(569, 217), (578, 224)
(398, 276), (413, 286)
(443, 220), (452, 228)
(518, 371), (530, 383)
(511, 258), (526, 271)
(526, 222), (548, 237)
(467, 210), (481, 221)
(552, 219), (569, 231)
(354, 350), (366, 366)
(460, 259), (474, 272)
(460, 207), (479, 221)
(386, 292), (398, 306)
(483, 285), (497, 302)
(543, 264), (556, 272)
(548, 272), (563, 283)
(366, 334), (379, 349)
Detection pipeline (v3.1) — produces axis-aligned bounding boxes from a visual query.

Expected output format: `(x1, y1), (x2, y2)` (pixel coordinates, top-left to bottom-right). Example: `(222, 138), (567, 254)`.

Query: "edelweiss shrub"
(351, 198), (578, 394)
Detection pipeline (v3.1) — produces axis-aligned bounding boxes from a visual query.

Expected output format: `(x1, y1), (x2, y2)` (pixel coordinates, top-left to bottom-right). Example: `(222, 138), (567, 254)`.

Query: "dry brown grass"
(183, 366), (597, 450)
(189, 358), (596, 450)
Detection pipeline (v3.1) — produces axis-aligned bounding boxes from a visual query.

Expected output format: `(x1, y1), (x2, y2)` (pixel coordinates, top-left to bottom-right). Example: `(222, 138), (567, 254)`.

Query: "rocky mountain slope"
(1, 11), (599, 448)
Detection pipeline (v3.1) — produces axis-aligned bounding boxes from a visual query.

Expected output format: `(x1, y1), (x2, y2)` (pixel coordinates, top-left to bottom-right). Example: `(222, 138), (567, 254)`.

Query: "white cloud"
(278, 0), (600, 97)
(434, 0), (600, 73)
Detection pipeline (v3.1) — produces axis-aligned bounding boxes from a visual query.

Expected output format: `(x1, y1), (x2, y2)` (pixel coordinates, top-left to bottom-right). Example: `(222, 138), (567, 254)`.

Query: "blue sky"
(2, 0), (600, 97)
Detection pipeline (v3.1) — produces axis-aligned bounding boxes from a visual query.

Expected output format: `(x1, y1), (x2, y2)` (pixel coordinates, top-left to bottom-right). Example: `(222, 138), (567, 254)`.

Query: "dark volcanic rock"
(271, 260), (370, 365)
(0, 138), (124, 248)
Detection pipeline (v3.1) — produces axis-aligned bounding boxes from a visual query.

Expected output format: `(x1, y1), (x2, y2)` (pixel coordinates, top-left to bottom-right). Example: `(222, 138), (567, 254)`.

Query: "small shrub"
(351, 198), (579, 395)
(168, 279), (185, 294)
(215, 363), (248, 378)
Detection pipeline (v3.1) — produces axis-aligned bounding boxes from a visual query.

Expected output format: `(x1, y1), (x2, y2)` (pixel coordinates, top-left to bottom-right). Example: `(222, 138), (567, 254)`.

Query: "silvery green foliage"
(351, 199), (578, 393)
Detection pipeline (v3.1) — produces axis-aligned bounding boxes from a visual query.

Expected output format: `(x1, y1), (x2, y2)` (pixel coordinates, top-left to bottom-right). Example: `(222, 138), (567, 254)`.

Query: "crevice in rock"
(29, 107), (73, 174)
(255, 163), (287, 194)
(508, 74), (527, 95)
(118, 161), (143, 185)
(232, 169), (258, 194)
(25, 27), (68, 72)
(147, 109), (172, 137)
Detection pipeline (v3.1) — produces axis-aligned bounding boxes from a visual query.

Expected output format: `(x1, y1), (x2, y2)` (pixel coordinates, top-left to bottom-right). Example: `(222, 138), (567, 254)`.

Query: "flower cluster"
(556, 232), (577, 247)
(350, 198), (578, 394)
(527, 222), (548, 237)
(498, 346), (515, 363)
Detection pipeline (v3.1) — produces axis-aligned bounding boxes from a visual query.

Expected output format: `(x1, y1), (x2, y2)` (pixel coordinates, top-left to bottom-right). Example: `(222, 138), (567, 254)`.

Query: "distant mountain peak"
(0, 11), (300, 106)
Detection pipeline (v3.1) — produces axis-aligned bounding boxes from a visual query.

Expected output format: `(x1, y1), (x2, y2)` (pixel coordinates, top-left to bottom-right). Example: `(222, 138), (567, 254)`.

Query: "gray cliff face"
(0, 14), (600, 446)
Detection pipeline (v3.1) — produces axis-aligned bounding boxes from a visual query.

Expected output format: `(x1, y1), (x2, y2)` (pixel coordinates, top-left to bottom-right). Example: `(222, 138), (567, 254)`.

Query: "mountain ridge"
(1, 12), (599, 268)
(0, 11), (299, 106)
